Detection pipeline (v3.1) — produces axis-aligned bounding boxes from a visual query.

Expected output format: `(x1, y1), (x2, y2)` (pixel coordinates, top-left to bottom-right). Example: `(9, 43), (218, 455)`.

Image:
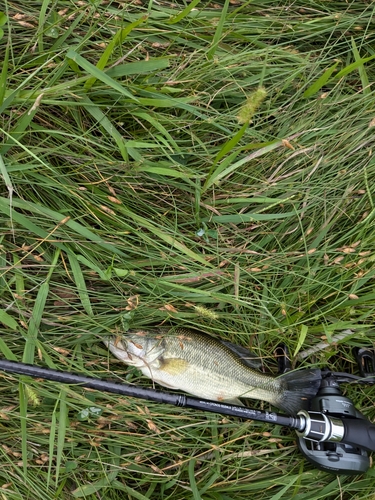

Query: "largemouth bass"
(104, 327), (321, 415)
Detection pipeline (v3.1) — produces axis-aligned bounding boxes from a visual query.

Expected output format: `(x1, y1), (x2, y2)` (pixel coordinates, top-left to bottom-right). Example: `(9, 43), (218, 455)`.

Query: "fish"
(104, 327), (321, 415)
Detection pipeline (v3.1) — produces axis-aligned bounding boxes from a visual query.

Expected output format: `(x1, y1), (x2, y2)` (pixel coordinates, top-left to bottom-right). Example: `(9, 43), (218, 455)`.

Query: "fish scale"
(104, 327), (322, 415)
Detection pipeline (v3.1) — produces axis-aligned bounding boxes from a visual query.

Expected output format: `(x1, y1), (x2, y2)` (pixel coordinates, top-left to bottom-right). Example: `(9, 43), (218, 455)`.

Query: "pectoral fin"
(159, 358), (189, 375)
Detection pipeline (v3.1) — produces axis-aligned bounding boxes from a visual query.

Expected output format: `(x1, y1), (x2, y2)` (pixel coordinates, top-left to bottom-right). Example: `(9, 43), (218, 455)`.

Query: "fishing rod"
(0, 353), (375, 475)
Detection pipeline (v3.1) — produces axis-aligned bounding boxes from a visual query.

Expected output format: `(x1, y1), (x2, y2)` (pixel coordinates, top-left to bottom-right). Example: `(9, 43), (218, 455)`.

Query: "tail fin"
(276, 369), (321, 415)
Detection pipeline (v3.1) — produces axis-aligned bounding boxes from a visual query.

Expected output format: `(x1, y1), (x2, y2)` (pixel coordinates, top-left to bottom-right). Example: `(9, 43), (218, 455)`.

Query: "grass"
(1, 0), (375, 497)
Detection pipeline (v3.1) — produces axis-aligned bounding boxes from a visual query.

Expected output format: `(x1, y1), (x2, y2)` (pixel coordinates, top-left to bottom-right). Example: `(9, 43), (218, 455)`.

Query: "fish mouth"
(102, 336), (112, 348)
(103, 336), (140, 366)
(104, 334), (166, 369)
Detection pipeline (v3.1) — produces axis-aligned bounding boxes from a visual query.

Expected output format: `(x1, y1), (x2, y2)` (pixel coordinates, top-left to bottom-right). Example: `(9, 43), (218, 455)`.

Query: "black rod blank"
(0, 358), (299, 430)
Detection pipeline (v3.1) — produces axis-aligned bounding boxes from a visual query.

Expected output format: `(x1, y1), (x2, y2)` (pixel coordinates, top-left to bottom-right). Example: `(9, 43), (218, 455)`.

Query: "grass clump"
(1, 0), (375, 498)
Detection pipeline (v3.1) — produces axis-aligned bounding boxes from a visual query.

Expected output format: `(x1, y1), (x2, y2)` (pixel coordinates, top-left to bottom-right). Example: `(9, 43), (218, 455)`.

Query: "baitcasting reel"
(297, 372), (370, 475)
(278, 345), (375, 475)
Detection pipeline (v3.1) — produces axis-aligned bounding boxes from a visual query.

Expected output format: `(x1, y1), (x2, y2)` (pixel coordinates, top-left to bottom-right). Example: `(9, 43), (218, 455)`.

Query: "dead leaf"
(126, 295), (139, 310)
(159, 304), (178, 313)
(100, 205), (115, 215)
(282, 139), (295, 150)
(147, 419), (161, 433)
(108, 196), (122, 204)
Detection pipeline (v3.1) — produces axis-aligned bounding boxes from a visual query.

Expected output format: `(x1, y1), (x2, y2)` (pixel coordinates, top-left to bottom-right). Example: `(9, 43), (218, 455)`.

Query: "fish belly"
(140, 362), (273, 404)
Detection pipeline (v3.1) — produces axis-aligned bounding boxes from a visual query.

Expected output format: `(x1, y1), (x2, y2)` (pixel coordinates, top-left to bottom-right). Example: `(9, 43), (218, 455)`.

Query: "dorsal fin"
(220, 341), (263, 370)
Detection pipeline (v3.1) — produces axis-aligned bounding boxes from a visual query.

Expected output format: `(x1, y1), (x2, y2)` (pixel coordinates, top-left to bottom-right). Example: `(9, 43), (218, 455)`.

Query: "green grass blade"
(0, 93), (45, 155)
(133, 111), (180, 151)
(0, 309), (19, 331)
(66, 50), (138, 101)
(19, 383), (28, 477)
(0, 197), (68, 251)
(0, 155), (13, 218)
(269, 475), (299, 500)
(137, 166), (197, 185)
(47, 406), (57, 487)
(213, 122), (248, 165)
(167, 0), (200, 24)
(0, 39), (9, 105)
(84, 16), (147, 91)
(293, 324), (308, 357)
(0, 197), (128, 257)
(0, 154), (11, 189)
(351, 37), (370, 95)
(19, 282), (48, 476)
(37, 0), (51, 53)
(126, 211), (214, 267)
(50, 12), (85, 51)
(0, 53), (60, 114)
(207, 0), (230, 60)
(106, 58), (170, 78)
(76, 254), (110, 281)
(0, 130), (53, 170)
(0, 336), (17, 359)
(203, 138), (292, 192)
(67, 252), (93, 316)
(303, 62), (338, 98)
(335, 53), (375, 79)
(72, 471), (121, 497)
(23, 281), (49, 364)
(188, 459), (201, 500)
(55, 389), (68, 486)
(78, 94), (129, 161)
(202, 209), (300, 224)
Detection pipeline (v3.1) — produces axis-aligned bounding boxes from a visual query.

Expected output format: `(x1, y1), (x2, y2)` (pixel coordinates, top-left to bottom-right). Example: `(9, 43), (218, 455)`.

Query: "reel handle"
(341, 417), (375, 452)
